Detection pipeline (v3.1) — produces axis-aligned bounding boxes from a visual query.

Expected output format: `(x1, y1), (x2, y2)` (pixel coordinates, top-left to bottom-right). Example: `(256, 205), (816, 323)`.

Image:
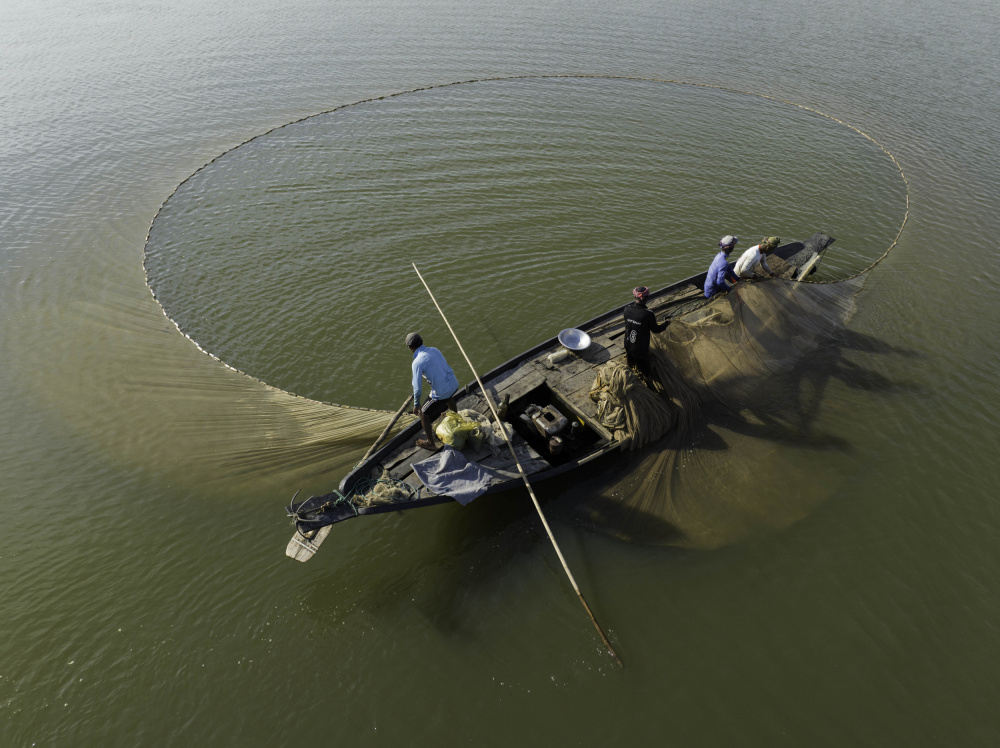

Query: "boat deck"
(370, 281), (711, 499)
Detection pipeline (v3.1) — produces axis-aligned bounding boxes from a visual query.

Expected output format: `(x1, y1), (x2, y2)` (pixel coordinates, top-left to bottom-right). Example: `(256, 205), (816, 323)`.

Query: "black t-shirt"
(623, 301), (667, 357)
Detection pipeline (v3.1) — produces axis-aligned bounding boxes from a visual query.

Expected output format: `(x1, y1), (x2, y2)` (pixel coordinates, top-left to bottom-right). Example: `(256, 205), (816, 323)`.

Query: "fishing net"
(589, 356), (700, 451)
(577, 274), (867, 548)
(589, 362), (671, 449)
(217, 398), (415, 482)
(657, 276), (862, 408)
(355, 476), (420, 507)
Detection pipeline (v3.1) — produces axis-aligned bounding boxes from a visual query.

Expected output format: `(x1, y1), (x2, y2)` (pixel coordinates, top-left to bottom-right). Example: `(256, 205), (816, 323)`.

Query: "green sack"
(434, 411), (478, 449)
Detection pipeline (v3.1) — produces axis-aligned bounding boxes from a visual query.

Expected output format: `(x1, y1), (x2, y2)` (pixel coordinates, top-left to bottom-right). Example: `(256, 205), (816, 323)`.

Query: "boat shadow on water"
(290, 490), (573, 642)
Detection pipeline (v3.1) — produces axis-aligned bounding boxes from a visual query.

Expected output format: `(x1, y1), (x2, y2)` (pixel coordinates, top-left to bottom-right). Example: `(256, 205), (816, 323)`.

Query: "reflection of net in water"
(578, 275), (868, 548)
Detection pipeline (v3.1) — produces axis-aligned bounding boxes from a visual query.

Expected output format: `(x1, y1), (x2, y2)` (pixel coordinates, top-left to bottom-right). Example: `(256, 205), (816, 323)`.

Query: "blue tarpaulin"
(411, 447), (500, 506)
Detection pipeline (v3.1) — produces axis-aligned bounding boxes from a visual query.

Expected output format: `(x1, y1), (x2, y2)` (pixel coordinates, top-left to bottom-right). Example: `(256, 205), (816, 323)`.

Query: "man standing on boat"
(407, 332), (460, 450)
(623, 286), (668, 388)
(734, 236), (779, 279)
(704, 234), (741, 298)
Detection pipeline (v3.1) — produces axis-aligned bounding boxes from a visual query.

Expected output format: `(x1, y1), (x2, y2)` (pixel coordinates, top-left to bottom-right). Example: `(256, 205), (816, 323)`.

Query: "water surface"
(2, 0), (999, 745)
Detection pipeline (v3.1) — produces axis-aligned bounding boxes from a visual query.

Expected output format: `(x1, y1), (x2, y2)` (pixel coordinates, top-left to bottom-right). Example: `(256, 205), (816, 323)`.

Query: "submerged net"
(577, 274), (868, 548)
(216, 396), (415, 485)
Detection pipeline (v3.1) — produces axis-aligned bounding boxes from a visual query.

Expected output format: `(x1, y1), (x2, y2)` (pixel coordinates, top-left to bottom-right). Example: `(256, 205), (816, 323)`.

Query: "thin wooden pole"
(363, 394), (414, 461)
(412, 263), (622, 667)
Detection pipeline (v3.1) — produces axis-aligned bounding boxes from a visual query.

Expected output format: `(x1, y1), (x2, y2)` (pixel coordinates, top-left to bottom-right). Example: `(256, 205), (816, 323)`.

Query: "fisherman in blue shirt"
(407, 332), (460, 450)
(704, 234), (741, 298)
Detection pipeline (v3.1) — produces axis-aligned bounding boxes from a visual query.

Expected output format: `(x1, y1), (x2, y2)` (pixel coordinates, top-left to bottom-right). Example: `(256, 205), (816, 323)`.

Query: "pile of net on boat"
(588, 357), (700, 451)
(353, 474), (416, 507)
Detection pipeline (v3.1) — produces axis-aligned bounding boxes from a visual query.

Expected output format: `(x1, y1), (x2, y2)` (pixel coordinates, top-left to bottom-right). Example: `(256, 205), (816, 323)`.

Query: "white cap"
(719, 235), (738, 249)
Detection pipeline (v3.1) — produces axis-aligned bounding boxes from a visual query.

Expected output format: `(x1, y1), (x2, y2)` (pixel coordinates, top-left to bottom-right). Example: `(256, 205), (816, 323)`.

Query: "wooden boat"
(285, 233), (834, 561)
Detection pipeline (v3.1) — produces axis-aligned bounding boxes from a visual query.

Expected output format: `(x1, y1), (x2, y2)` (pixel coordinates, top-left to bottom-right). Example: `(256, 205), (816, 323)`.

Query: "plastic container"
(547, 348), (571, 365)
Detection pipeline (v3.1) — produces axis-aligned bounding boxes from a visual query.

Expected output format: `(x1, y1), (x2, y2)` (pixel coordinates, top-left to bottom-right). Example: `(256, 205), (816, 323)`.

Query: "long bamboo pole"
(412, 263), (622, 667)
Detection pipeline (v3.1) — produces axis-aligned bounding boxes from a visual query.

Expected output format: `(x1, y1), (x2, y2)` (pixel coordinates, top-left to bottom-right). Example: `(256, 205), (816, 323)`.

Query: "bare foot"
(415, 438), (438, 450)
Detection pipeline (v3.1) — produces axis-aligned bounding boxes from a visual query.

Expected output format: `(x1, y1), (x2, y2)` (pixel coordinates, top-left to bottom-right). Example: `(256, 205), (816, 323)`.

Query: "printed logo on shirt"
(628, 330), (637, 344)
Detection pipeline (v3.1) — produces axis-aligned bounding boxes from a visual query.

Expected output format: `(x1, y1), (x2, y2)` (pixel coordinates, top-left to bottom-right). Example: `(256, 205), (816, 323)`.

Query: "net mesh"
(577, 274), (867, 548)
(589, 362), (677, 450)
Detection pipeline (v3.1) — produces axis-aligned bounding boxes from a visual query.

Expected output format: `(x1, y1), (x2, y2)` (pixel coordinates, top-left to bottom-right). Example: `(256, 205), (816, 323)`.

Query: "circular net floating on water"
(142, 76), (907, 411)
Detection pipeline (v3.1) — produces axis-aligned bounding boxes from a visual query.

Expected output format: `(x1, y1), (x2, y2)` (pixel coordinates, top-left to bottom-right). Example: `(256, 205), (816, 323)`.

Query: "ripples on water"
(144, 77), (906, 409)
(5, 2), (1000, 744)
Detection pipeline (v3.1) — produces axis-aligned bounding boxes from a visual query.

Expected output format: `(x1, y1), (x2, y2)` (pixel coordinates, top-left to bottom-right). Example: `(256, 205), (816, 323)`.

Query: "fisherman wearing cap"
(705, 235), (741, 298)
(623, 286), (668, 388)
(734, 236), (780, 279)
(406, 332), (460, 450)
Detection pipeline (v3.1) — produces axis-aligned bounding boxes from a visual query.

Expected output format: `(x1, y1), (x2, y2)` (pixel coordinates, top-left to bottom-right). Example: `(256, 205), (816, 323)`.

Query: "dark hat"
(633, 286), (650, 302)
(405, 332), (422, 347)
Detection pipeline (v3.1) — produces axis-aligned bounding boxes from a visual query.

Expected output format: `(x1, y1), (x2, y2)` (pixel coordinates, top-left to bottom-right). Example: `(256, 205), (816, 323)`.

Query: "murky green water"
(3, 0), (999, 745)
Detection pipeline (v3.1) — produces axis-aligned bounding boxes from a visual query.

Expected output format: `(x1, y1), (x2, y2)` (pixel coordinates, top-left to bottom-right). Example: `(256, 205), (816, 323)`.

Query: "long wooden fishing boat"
(285, 233), (834, 561)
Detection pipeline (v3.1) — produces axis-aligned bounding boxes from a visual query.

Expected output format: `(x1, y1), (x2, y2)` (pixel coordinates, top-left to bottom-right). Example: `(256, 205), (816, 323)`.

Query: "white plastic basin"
(557, 328), (591, 351)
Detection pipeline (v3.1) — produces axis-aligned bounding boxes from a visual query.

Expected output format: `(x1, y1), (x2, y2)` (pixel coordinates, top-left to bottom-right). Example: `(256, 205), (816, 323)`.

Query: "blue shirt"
(411, 345), (459, 404)
(704, 250), (734, 298)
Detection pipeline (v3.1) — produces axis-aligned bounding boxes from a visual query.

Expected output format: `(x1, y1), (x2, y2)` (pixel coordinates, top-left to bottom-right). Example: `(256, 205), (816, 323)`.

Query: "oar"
(412, 263), (623, 668)
(363, 394), (414, 461)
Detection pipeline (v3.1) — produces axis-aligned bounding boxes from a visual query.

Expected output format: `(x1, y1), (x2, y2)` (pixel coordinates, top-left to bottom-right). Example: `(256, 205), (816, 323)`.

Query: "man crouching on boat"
(734, 236), (779, 279)
(407, 332), (460, 450)
(704, 234), (741, 298)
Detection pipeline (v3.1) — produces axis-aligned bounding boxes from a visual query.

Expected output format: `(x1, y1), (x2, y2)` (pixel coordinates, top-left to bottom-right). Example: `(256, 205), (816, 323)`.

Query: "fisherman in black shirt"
(623, 286), (668, 388)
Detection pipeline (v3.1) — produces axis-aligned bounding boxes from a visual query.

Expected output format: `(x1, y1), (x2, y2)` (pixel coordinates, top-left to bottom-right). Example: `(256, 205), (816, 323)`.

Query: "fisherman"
(704, 235), (741, 298)
(734, 236), (779, 279)
(406, 332), (460, 450)
(623, 286), (668, 388)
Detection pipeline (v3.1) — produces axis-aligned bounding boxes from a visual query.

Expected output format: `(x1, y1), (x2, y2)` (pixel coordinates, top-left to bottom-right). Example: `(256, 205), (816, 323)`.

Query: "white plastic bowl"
(558, 328), (592, 351)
